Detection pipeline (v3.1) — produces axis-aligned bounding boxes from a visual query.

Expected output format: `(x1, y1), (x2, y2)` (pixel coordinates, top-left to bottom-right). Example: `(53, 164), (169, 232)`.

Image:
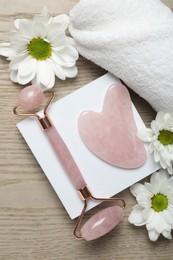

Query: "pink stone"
(81, 205), (124, 241)
(45, 126), (86, 190)
(78, 83), (147, 169)
(18, 85), (44, 110)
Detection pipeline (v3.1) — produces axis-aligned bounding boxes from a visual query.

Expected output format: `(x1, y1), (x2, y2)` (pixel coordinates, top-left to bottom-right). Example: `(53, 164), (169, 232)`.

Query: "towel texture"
(69, 0), (173, 112)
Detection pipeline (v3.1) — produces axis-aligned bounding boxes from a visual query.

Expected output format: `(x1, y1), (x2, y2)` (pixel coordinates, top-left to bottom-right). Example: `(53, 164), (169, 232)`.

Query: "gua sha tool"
(78, 83), (147, 168)
(13, 85), (125, 241)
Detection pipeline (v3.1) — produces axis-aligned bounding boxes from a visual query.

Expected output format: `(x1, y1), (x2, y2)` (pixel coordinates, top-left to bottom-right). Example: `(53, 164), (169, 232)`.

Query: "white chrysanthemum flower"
(128, 169), (173, 241)
(0, 8), (79, 88)
(138, 112), (173, 175)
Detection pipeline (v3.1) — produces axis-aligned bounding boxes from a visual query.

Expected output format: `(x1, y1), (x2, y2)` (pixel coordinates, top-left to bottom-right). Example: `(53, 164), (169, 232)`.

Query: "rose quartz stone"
(78, 83), (147, 168)
(18, 85), (44, 110)
(81, 205), (124, 241)
(45, 126), (86, 190)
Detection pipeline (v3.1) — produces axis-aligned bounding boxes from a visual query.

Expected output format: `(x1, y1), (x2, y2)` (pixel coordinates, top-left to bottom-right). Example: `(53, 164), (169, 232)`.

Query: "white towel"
(69, 0), (173, 112)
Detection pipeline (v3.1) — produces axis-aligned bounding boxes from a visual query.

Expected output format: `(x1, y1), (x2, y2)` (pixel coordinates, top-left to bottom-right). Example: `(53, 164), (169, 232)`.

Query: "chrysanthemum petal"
(51, 51), (75, 67)
(166, 165), (173, 175)
(150, 170), (169, 187)
(44, 59), (56, 88)
(148, 229), (160, 241)
(151, 120), (159, 132)
(130, 183), (148, 197)
(137, 128), (154, 142)
(143, 208), (154, 223)
(46, 23), (65, 42)
(62, 65), (78, 78)
(164, 113), (171, 123)
(10, 31), (29, 53)
(146, 219), (157, 231)
(14, 19), (20, 29)
(168, 175), (173, 187)
(162, 230), (172, 239)
(66, 36), (77, 47)
(59, 45), (79, 62)
(148, 143), (154, 153)
(31, 75), (39, 87)
(155, 111), (165, 125)
(52, 44), (66, 52)
(41, 6), (49, 17)
(153, 213), (170, 233)
(47, 67), (55, 88)
(34, 7), (50, 24)
(153, 150), (161, 163)
(18, 55), (36, 77)
(50, 32), (66, 46)
(10, 70), (18, 83)
(37, 60), (50, 86)
(10, 43), (28, 53)
(10, 30), (29, 44)
(162, 210), (173, 226)
(128, 205), (146, 226)
(51, 14), (69, 30)
(18, 19), (33, 38)
(51, 61), (66, 80)
(160, 148), (172, 162)
(137, 193), (151, 208)
(37, 60), (54, 87)
(17, 69), (35, 85)
(168, 145), (173, 159)
(9, 53), (28, 70)
(0, 43), (16, 57)
(144, 182), (156, 194)
(32, 22), (47, 38)
(160, 159), (167, 169)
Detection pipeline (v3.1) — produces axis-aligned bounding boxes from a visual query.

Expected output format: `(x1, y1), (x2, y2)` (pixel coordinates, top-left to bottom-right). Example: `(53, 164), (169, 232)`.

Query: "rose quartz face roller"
(13, 85), (126, 241)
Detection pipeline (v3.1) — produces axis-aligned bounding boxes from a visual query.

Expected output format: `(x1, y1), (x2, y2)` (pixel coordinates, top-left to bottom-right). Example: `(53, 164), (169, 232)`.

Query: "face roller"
(13, 85), (126, 241)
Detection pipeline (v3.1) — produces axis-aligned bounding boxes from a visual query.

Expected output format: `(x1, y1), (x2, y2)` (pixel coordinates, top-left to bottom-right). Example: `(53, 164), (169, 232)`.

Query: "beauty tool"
(78, 83), (147, 168)
(13, 85), (125, 241)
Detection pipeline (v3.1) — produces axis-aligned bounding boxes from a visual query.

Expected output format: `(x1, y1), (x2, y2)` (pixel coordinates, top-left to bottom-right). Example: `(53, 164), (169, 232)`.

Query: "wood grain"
(0, 1), (173, 259)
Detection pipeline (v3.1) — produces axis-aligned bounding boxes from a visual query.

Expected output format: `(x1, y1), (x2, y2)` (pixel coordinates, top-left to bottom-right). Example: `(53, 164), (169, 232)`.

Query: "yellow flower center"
(158, 130), (173, 146)
(151, 193), (168, 212)
(28, 38), (52, 60)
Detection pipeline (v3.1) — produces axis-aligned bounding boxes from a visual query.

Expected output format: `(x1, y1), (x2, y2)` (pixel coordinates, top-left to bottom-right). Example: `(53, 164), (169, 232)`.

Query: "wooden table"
(0, 1), (173, 259)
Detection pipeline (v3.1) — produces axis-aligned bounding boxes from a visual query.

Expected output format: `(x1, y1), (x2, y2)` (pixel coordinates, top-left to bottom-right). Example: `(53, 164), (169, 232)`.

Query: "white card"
(17, 73), (160, 219)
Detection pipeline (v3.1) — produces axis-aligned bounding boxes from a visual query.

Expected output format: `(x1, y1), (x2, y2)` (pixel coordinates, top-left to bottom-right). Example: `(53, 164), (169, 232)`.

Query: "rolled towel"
(69, 0), (173, 112)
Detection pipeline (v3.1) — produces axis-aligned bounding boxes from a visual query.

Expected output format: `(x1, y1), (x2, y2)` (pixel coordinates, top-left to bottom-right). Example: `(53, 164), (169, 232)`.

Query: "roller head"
(18, 85), (44, 110)
(80, 205), (124, 241)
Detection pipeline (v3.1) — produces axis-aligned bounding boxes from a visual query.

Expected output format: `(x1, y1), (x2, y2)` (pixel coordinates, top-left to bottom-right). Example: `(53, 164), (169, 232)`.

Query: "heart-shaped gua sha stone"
(78, 83), (147, 169)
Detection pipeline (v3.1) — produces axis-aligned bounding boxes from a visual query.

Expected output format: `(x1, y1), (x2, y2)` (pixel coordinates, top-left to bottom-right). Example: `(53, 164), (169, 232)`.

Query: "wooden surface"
(0, 1), (173, 259)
